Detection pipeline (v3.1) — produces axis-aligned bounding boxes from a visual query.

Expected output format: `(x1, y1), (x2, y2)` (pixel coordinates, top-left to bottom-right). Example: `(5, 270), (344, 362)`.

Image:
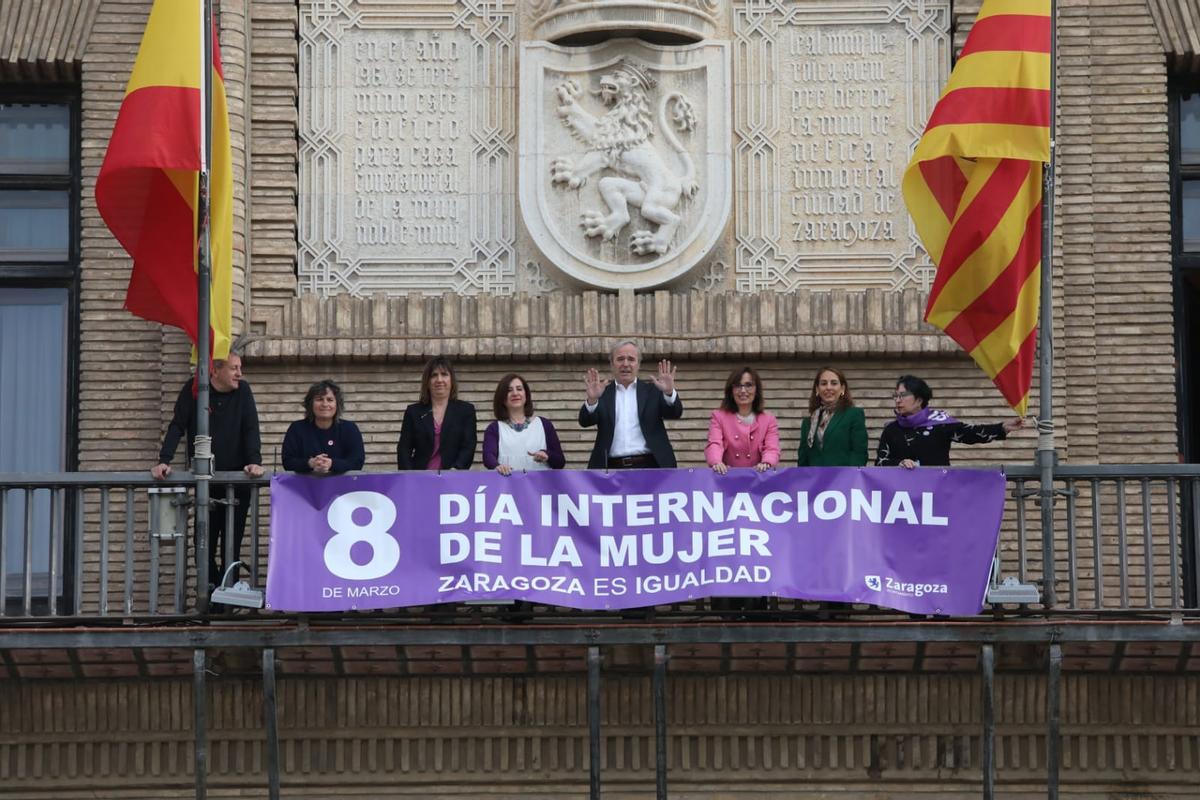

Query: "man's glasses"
(892, 391), (912, 401)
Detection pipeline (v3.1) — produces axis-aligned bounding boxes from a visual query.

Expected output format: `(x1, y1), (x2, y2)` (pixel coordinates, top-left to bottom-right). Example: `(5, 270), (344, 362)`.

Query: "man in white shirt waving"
(580, 340), (682, 468)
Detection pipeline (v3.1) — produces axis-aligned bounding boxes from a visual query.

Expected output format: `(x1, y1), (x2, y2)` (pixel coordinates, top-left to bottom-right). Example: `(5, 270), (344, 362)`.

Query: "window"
(1172, 83), (1200, 460)
(0, 88), (79, 612)
(0, 98), (76, 276)
(1179, 91), (1200, 253)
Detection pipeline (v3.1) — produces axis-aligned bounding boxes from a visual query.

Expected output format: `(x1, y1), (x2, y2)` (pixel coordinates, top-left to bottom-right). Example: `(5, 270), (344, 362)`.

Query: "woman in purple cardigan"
(482, 373), (566, 474)
(704, 366), (781, 474)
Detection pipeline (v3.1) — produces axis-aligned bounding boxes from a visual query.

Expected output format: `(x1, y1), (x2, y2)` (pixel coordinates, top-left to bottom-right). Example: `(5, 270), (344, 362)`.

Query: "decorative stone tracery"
(731, 0), (951, 292)
(298, 0), (518, 296)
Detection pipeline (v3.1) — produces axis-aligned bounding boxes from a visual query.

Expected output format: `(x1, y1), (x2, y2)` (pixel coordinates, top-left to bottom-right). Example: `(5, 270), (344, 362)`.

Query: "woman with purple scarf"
(875, 374), (1025, 468)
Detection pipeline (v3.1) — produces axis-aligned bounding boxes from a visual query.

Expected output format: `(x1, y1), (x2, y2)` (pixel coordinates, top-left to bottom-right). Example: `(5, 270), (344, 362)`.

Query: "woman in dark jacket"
(875, 374), (1024, 468)
(396, 356), (477, 470)
(281, 380), (365, 474)
(797, 366), (868, 467)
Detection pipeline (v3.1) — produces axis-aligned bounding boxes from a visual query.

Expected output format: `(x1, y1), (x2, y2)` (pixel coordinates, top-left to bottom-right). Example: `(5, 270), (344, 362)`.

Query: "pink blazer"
(705, 409), (781, 468)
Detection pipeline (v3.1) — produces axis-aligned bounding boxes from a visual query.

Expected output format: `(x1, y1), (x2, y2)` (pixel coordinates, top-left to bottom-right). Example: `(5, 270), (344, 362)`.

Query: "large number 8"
(324, 491), (400, 580)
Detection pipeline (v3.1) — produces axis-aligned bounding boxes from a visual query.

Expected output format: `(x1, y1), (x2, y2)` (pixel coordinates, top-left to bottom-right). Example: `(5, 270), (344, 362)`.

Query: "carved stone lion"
(549, 62), (699, 256)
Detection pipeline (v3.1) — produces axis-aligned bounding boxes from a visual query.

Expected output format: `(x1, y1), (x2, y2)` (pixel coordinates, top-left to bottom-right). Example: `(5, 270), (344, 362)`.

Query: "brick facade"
(1, 0), (1195, 797)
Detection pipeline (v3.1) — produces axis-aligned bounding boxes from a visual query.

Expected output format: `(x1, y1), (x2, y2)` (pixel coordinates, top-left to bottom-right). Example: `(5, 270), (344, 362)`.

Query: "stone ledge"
(241, 289), (958, 362)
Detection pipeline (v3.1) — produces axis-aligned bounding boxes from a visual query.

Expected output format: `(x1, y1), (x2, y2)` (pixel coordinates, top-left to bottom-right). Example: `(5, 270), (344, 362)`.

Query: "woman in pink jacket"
(705, 366), (781, 474)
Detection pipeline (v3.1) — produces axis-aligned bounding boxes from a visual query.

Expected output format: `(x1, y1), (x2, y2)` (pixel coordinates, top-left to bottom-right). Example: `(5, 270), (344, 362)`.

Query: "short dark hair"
(721, 366), (764, 414)
(419, 356), (458, 405)
(896, 374), (932, 408)
(807, 366), (855, 414)
(493, 373), (534, 420)
(303, 379), (344, 424)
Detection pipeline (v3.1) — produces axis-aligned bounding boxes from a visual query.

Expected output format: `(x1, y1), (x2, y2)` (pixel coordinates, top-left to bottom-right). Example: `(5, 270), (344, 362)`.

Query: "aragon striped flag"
(902, 0), (1051, 415)
(95, 0), (234, 360)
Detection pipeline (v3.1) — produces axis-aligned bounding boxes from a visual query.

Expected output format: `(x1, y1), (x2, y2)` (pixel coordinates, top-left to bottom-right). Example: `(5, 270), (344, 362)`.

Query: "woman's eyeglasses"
(892, 391), (912, 401)
(734, 383), (756, 390)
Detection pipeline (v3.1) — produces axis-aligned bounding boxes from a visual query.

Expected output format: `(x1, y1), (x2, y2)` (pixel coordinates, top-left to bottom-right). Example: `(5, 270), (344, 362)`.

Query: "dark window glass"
(1183, 180), (1200, 252)
(0, 287), (68, 598)
(0, 103), (69, 174)
(0, 190), (70, 261)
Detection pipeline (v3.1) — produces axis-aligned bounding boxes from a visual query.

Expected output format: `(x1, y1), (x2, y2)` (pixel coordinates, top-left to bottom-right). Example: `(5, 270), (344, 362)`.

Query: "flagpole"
(1037, 0), (1059, 610)
(194, 0), (215, 620)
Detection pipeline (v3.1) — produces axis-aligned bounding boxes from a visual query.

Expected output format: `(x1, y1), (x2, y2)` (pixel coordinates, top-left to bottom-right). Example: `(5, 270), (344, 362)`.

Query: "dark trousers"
(201, 484), (252, 586)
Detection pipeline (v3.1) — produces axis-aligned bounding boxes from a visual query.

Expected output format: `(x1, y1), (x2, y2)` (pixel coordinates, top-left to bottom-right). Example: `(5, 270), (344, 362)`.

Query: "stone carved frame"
(299, 0), (517, 296)
(519, 39), (732, 290)
(732, 0), (950, 293)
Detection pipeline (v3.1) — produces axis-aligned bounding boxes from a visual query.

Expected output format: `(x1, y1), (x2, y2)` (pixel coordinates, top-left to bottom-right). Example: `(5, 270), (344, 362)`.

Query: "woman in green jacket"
(797, 366), (868, 466)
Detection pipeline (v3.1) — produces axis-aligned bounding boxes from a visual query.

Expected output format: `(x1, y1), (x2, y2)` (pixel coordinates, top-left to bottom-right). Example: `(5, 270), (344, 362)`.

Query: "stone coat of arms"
(520, 39), (731, 289)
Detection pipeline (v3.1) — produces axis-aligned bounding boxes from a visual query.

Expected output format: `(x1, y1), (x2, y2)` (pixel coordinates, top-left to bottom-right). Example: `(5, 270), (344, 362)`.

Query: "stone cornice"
(531, 0), (719, 42)
(1146, 0), (1200, 68)
(240, 288), (957, 362)
(0, 0), (100, 80)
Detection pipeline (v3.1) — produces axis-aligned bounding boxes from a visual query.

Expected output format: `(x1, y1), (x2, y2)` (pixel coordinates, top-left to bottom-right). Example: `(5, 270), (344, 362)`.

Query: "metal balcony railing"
(1, 465), (1198, 620)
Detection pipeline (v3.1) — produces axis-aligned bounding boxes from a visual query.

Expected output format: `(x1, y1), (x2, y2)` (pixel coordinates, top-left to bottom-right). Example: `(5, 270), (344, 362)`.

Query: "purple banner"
(266, 467), (1005, 615)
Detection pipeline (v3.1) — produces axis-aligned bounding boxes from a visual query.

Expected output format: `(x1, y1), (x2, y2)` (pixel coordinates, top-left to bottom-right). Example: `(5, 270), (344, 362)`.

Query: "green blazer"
(797, 406), (868, 466)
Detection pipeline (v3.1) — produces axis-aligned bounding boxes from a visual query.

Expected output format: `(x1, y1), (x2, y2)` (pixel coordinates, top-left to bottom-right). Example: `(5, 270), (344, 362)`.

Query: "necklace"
(735, 411), (756, 425)
(506, 417), (532, 432)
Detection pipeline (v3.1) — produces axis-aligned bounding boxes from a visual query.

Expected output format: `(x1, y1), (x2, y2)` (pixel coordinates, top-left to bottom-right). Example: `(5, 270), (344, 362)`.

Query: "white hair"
(610, 340), (641, 360)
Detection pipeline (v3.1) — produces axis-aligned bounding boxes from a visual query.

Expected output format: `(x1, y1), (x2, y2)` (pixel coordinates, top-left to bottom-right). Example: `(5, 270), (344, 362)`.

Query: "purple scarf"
(895, 407), (959, 429)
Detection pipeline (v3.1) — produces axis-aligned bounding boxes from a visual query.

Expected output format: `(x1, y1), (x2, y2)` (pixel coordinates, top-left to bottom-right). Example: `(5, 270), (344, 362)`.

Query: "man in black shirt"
(152, 352), (264, 589)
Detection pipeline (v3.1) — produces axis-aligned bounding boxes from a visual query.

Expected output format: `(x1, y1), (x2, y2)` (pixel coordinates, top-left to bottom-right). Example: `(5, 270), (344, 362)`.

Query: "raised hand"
(584, 367), (608, 404)
(651, 359), (676, 396)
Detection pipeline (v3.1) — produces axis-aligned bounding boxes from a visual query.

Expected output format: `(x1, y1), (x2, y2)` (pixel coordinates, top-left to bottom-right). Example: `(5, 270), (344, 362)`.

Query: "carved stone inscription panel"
(733, 0), (950, 292)
(299, 1), (516, 296)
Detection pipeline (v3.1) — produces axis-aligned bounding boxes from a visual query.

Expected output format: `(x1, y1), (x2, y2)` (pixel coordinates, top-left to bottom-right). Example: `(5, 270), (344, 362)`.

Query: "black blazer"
(579, 380), (683, 468)
(396, 399), (477, 470)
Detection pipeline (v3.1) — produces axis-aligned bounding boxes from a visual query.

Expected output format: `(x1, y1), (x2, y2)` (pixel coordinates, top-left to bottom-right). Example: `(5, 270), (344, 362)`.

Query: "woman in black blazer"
(396, 356), (477, 470)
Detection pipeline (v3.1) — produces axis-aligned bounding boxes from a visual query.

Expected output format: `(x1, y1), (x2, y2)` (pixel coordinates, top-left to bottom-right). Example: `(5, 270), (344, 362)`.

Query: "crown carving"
(611, 59), (657, 90)
(531, 0), (719, 42)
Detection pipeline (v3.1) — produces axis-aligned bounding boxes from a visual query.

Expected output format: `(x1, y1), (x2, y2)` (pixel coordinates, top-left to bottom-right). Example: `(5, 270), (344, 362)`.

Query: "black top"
(281, 418), (365, 473)
(875, 420), (1007, 467)
(396, 399), (477, 470)
(579, 380), (683, 469)
(158, 379), (262, 471)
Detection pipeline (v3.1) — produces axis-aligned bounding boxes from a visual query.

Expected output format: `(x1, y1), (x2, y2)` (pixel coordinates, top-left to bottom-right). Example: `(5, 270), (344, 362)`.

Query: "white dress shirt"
(585, 381), (677, 458)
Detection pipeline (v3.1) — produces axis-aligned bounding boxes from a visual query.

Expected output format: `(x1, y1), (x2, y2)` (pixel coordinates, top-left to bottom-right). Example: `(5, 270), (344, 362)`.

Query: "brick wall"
(0, 670), (1197, 797)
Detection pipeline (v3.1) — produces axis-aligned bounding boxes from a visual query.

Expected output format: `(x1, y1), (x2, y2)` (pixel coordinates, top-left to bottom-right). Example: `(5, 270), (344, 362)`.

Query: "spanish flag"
(96, 0), (233, 360)
(903, 0), (1051, 415)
